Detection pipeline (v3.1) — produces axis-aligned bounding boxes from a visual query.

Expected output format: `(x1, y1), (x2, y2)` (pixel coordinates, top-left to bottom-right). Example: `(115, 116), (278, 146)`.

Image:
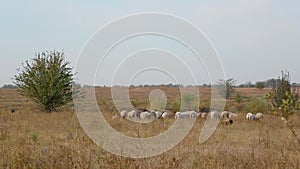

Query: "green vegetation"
(172, 101), (181, 112)
(14, 51), (74, 112)
(217, 78), (235, 99)
(244, 96), (272, 113)
(266, 70), (299, 119)
(234, 93), (243, 103)
(149, 96), (166, 111)
(181, 94), (198, 111)
(255, 81), (265, 89)
(228, 93), (244, 112)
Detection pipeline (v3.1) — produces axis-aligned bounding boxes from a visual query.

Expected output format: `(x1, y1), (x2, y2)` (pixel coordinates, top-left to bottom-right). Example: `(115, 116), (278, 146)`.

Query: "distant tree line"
(3, 81), (300, 89)
(238, 79), (300, 89)
(1, 84), (18, 89)
(62, 81), (300, 89)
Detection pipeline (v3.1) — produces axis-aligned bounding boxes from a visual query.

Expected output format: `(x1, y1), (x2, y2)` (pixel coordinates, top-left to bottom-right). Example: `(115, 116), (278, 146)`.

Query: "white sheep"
(127, 110), (137, 118)
(186, 111), (197, 118)
(175, 112), (181, 119)
(228, 112), (238, 120)
(249, 114), (256, 121)
(175, 111), (196, 119)
(162, 111), (173, 118)
(140, 111), (149, 119)
(120, 110), (127, 118)
(223, 119), (234, 125)
(210, 110), (221, 119)
(201, 112), (207, 119)
(246, 112), (253, 120)
(246, 112), (256, 121)
(148, 110), (156, 119)
(136, 110), (141, 118)
(221, 111), (230, 119)
(155, 111), (162, 119)
(255, 113), (263, 120)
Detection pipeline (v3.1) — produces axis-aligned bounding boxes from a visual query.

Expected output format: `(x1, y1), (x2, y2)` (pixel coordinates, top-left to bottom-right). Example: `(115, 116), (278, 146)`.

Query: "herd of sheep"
(114, 109), (264, 124)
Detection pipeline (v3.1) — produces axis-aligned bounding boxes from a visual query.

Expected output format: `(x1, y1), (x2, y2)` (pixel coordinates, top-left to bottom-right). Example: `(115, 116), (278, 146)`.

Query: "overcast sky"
(1, 0), (299, 86)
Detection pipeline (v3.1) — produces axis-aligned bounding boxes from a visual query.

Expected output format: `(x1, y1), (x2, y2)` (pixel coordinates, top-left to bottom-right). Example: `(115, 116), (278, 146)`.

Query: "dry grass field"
(0, 87), (299, 169)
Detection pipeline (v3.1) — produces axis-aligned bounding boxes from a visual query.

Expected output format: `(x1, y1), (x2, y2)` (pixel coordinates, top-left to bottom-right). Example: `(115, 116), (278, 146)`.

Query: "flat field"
(0, 87), (299, 169)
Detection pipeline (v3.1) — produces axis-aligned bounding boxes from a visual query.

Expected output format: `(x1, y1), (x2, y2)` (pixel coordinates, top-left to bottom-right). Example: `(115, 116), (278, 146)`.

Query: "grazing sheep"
(120, 110), (127, 118)
(186, 111), (197, 118)
(134, 110), (141, 118)
(175, 112), (181, 119)
(162, 111), (173, 118)
(175, 111), (197, 119)
(223, 119), (234, 125)
(228, 113), (238, 120)
(255, 113), (263, 120)
(249, 115), (256, 121)
(210, 110), (221, 119)
(127, 110), (137, 118)
(246, 112), (256, 121)
(149, 110), (156, 119)
(140, 111), (149, 119)
(221, 111), (230, 119)
(155, 111), (162, 119)
(246, 112), (253, 120)
(201, 112), (207, 119)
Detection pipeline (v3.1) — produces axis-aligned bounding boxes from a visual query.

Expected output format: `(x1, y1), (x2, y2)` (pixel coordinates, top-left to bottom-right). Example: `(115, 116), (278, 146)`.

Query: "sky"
(0, 0), (299, 86)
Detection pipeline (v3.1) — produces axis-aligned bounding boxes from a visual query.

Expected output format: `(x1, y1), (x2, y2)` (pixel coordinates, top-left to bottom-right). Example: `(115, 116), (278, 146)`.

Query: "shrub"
(149, 96), (166, 111)
(217, 78), (235, 99)
(181, 94), (198, 111)
(172, 101), (181, 112)
(235, 93), (243, 103)
(244, 97), (271, 113)
(14, 51), (74, 111)
(229, 105), (239, 113)
(266, 70), (299, 119)
(256, 82), (265, 89)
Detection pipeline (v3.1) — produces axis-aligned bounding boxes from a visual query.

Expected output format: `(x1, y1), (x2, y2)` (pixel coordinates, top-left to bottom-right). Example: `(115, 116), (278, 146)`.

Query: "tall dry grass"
(0, 88), (299, 169)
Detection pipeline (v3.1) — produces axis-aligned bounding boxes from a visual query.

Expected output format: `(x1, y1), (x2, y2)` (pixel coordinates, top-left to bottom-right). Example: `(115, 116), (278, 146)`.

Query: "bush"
(172, 101), (181, 112)
(149, 96), (166, 111)
(229, 105), (238, 112)
(217, 78), (235, 99)
(266, 70), (299, 119)
(14, 51), (74, 111)
(256, 82), (265, 89)
(181, 94), (198, 111)
(244, 97), (271, 113)
(235, 93), (243, 103)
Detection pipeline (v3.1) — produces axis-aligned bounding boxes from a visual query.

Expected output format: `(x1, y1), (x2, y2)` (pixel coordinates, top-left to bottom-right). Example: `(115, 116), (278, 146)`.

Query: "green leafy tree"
(217, 78), (235, 99)
(14, 51), (74, 111)
(255, 81), (265, 89)
(266, 70), (299, 119)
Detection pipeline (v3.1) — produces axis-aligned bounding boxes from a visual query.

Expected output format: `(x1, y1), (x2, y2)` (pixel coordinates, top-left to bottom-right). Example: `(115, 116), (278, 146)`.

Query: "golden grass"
(0, 88), (299, 169)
